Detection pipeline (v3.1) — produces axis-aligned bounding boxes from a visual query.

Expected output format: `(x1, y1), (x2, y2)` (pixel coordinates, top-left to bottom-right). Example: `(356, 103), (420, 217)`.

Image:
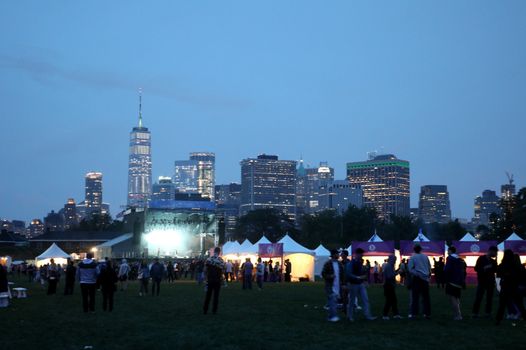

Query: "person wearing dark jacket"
(322, 249), (344, 322)
(496, 249), (526, 325)
(382, 255), (402, 320)
(284, 259), (292, 282)
(64, 259), (76, 295)
(150, 258), (165, 297)
(444, 246), (467, 320)
(472, 246), (498, 318)
(203, 247), (225, 315)
(99, 259), (118, 312)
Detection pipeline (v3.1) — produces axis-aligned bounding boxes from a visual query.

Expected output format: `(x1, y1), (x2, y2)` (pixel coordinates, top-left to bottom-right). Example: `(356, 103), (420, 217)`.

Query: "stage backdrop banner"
(504, 241), (526, 254)
(352, 241), (395, 256)
(452, 241), (498, 256)
(258, 243), (284, 258)
(399, 241), (445, 256)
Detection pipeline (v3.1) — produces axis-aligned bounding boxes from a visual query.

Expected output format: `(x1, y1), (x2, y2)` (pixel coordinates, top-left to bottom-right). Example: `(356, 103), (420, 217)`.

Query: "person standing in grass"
(340, 250), (351, 315)
(444, 246), (467, 320)
(64, 259), (76, 295)
(408, 244), (431, 319)
(118, 259), (130, 291)
(472, 246), (498, 318)
(99, 259), (118, 312)
(203, 247), (225, 315)
(242, 258), (253, 290)
(77, 252), (99, 313)
(150, 258), (165, 297)
(284, 259), (292, 282)
(322, 249), (344, 322)
(346, 248), (376, 321)
(47, 259), (59, 295)
(138, 260), (150, 296)
(495, 249), (526, 325)
(256, 257), (265, 290)
(382, 255), (402, 320)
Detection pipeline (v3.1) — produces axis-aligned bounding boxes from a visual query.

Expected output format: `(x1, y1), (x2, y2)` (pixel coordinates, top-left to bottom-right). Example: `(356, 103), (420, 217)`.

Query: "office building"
(127, 93), (152, 208)
(473, 190), (501, 226)
(190, 152), (215, 200)
(317, 180), (363, 214)
(173, 160), (199, 194)
(418, 185), (452, 224)
(215, 183), (242, 238)
(63, 198), (78, 230)
(151, 176), (176, 203)
(297, 161), (335, 215)
(240, 154), (297, 220)
(27, 219), (44, 238)
(347, 153), (410, 221)
(85, 172), (103, 217)
(44, 210), (64, 232)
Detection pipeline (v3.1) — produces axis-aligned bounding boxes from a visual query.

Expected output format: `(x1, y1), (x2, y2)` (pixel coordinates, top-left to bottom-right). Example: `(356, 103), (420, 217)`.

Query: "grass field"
(1, 276), (524, 350)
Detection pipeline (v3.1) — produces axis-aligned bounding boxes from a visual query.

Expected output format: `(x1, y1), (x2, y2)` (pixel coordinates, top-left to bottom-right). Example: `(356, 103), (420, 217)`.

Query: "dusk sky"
(1, 1), (525, 222)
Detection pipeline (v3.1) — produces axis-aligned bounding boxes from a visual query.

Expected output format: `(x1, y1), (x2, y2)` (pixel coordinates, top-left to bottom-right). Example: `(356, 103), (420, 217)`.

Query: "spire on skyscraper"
(138, 88), (143, 128)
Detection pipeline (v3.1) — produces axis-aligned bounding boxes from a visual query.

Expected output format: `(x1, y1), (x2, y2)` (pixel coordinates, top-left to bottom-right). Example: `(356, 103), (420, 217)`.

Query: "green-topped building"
(346, 154), (410, 221)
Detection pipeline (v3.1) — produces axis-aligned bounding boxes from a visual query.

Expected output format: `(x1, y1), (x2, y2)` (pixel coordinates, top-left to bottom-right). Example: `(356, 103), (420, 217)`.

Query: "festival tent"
(399, 230), (445, 259)
(498, 233), (526, 263)
(452, 233), (498, 284)
(352, 232), (395, 268)
(278, 234), (315, 281)
(222, 239), (259, 263)
(35, 243), (71, 267)
(253, 235), (271, 246)
(314, 244), (330, 277)
(221, 241), (241, 255)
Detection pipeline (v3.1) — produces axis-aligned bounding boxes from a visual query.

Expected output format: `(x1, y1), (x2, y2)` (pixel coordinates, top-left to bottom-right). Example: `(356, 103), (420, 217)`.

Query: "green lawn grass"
(2, 276), (524, 350)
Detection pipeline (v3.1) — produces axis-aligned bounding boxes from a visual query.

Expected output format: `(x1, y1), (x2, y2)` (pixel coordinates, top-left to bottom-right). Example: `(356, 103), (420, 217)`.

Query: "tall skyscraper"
(173, 160), (199, 194)
(347, 154), (410, 221)
(297, 161), (335, 215)
(418, 185), (451, 224)
(474, 189), (501, 226)
(127, 92), (152, 208)
(151, 176), (176, 202)
(85, 172), (103, 216)
(190, 152), (216, 200)
(240, 154), (297, 220)
(44, 210), (64, 232)
(63, 198), (78, 230)
(215, 183), (242, 238)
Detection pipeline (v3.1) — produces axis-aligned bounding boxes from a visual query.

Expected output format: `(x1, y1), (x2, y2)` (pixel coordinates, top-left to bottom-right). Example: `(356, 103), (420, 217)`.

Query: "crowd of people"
(2, 244), (525, 326)
(322, 245), (526, 325)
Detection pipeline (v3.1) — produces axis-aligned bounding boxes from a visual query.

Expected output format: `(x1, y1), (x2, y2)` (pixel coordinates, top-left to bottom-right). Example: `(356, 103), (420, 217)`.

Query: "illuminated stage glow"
(142, 207), (217, 257)
(144, 229), (189, 257)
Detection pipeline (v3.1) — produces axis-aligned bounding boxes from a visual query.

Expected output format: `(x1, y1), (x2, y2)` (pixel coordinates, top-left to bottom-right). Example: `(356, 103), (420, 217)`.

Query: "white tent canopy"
(278, 234), (315, 281)
(238, 239), (256, 253)
(498, 232), (523, 251)
(460, 232), (478, 241)
(254, 236), (271, 246)
(35, 243), (71, 267)
(314, 244), (330, 257)
(367, 231), (384, 242)
(278, 234), (314, 254)
(414, 229), (430, 242)
(221, 241), (241, 255)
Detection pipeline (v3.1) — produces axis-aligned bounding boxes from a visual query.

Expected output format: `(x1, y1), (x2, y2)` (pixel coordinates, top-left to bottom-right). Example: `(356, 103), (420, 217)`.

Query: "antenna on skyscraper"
(138, 88), (143, 128)
(506, 172), (514, 185)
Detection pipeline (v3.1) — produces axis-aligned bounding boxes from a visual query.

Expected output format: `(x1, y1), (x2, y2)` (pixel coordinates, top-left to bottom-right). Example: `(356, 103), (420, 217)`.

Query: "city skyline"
(1, 2), (525, 222)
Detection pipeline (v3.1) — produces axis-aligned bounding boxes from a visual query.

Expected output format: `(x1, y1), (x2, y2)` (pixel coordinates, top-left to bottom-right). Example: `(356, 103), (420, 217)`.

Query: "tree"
(233, 209), (297, 243)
